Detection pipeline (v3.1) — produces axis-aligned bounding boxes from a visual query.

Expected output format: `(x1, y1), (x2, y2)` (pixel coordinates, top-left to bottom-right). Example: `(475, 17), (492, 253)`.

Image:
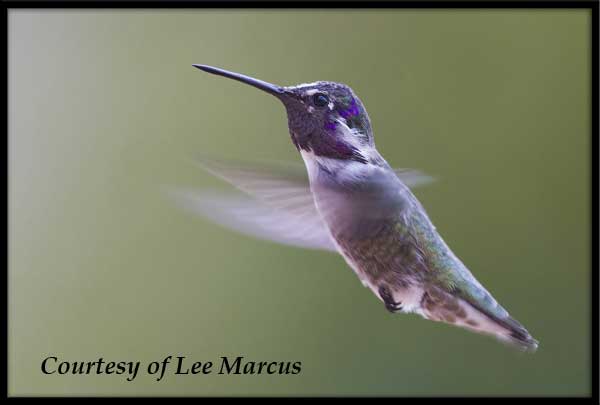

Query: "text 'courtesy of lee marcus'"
(41, 356), (302, 382)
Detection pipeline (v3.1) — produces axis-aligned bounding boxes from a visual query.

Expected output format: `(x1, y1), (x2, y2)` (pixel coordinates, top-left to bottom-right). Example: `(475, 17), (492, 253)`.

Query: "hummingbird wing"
(392, 168), (436, 188)
(169, 188), (337, 252)
(194, 157), (435, 192)
(168, 157), (337, 251)
(168, 157), (435, 252)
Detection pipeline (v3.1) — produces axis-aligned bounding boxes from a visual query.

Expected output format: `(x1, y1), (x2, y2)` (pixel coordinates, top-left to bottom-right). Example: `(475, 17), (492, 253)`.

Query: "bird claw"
(379, 285), (403, 313)
(385, 302), (403, 313)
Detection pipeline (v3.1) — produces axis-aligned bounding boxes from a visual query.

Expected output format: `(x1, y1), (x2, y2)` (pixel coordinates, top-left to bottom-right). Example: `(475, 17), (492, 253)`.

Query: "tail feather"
(478, 308), (539, 352)
(420, 287), (539, 352)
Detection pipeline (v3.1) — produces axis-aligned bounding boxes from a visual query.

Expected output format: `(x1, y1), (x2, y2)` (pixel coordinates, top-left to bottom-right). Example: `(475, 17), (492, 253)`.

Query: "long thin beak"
(193, 64), (285, 97)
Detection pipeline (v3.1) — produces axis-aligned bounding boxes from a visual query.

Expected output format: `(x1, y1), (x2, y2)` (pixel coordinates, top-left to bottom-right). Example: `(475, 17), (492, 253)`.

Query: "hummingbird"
(177, 64), (538, 352)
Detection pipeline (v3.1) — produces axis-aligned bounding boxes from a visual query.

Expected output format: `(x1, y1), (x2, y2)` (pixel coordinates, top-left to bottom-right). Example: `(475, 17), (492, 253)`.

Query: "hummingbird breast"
(307, 161), (431, 307)
(333, 215), (429, 288)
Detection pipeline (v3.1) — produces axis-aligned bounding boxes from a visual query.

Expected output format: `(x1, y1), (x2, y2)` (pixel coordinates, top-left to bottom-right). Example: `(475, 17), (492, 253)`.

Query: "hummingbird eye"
(312, 93), (329, 107)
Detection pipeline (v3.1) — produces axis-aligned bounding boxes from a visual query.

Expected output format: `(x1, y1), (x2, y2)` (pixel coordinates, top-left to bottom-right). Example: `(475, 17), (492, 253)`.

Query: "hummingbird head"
(279, 82), (373, 164)
(194, 65), (375, 165)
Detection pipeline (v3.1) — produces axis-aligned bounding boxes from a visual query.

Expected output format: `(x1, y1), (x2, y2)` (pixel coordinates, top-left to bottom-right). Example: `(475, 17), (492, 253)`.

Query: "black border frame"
(2, 0), (597, 400)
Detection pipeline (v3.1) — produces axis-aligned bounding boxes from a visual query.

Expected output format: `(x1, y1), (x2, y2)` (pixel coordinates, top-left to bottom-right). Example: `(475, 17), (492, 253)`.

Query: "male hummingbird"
(179, 64), (538, 351)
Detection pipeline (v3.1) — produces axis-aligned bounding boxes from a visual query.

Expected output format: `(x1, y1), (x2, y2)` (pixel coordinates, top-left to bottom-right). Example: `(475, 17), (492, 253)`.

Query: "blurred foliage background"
(9, 10), (590, 396)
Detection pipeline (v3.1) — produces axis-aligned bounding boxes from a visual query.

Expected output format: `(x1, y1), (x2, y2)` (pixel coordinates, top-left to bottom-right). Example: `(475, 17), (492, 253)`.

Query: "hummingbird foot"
(379, 285), (403, 313)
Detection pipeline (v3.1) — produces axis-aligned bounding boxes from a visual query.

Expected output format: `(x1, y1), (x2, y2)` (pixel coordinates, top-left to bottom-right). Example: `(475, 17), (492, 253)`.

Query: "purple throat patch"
(339, 98), (360, 119)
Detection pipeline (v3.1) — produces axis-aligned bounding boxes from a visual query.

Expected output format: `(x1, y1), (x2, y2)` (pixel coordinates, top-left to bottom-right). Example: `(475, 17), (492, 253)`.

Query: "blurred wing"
(193, 157), (435, 194)
(169, 157), (435, 252)
(192, 157), (314, 211)
(169, 189), (337, 252)
(392, 168), (436, 188)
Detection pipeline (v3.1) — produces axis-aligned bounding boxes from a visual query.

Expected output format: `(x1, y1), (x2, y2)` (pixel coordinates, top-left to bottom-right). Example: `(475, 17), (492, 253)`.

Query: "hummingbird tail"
(461, 294), (539, 352)
(489, 314), (539, 352)
(421, 287), (539, 352)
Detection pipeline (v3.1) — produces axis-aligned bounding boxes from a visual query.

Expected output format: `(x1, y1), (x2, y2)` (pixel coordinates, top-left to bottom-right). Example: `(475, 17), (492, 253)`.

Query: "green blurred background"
(9, 9), (590, 396)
